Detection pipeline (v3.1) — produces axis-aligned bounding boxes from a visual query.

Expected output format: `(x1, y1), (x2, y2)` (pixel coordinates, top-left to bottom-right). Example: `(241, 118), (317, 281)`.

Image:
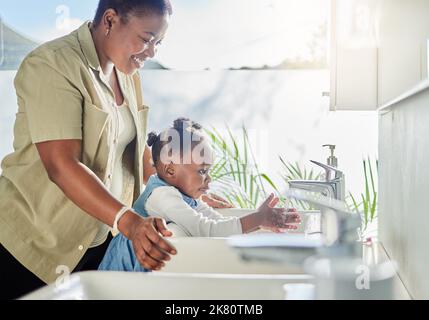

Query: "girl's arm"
(198, 194), (303, 234)
(145, 187), (243, 237)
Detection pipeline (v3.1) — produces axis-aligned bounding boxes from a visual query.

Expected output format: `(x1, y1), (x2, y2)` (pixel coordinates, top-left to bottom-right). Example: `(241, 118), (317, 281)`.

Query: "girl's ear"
(165, 163), (175, 177)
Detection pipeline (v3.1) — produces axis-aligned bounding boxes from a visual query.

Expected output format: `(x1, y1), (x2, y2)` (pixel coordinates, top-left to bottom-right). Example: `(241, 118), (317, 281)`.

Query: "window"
(0, 0), (329, 70)
(159, 0), (329, 70)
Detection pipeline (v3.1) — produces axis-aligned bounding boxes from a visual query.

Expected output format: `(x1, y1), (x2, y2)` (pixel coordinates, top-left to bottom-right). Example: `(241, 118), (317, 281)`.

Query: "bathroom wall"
(0, 70), (378, 197)
(379, 83), (429, 299)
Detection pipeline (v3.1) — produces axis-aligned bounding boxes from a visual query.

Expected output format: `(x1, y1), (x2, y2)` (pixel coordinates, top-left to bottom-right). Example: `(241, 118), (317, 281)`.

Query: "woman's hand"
(201, 193), (235, 209)
(120, 212), (177, 271)
(257, 194), (301, 233)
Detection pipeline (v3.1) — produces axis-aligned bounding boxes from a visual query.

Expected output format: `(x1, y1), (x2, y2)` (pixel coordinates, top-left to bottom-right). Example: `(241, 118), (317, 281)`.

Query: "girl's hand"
(257, 194), (302, 233)
(201, 193), (235, 209)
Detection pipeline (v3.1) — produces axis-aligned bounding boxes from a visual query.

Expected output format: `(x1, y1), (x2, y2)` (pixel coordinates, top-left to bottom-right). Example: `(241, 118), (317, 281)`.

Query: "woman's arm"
(143, 145), (156, 185)
(36, 139), (176, 271)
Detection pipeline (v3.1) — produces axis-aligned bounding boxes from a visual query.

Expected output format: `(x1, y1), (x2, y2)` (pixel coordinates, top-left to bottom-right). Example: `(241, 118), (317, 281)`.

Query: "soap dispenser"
(323, 144), (338, 168)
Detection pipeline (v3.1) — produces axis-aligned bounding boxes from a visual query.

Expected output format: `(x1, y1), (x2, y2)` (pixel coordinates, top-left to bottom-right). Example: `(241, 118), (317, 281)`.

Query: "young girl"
(99, 118), (301, 272)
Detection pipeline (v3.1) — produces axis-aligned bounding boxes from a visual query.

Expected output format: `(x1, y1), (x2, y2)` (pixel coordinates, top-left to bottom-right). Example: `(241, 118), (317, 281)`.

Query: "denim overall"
(98, 175), (197, 272)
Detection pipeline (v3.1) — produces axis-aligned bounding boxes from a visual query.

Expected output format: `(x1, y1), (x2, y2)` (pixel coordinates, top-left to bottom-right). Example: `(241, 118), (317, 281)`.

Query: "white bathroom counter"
(20, 240), (410, 300)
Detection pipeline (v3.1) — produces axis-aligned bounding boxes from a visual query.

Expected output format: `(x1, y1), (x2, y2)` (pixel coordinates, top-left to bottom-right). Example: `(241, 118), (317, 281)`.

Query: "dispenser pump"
(323, 144), (338, 168)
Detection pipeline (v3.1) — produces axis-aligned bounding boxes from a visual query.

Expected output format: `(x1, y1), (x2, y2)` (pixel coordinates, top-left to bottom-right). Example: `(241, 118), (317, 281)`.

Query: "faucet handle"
(310, 160), (343, 181)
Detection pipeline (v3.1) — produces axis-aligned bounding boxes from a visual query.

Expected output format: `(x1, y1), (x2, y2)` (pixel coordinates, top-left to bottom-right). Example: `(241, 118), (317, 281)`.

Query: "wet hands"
(258, 194), (302, 233)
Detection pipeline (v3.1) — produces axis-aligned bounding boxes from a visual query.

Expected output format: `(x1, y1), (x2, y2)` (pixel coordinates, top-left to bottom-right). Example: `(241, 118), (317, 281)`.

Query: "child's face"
(174, 162), (213, 199)
(163, 139), (215, 199)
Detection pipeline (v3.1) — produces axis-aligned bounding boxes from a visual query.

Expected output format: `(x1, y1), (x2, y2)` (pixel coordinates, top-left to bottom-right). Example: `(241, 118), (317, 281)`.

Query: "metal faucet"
(285, 189), (362, 257)
(288, 160), (345, 202)
(287, 160), (360, 257)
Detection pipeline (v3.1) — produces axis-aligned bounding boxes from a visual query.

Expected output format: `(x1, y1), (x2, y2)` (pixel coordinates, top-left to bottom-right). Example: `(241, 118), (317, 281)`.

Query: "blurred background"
(0, 0), (378, 208)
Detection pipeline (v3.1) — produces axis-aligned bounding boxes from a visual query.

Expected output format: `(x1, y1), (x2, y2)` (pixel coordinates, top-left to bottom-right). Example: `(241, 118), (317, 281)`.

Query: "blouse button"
(78, 245), (84, 251)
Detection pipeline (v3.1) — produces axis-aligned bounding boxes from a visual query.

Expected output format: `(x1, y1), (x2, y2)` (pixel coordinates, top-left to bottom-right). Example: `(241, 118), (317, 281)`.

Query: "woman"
(0, 0), (231, 300)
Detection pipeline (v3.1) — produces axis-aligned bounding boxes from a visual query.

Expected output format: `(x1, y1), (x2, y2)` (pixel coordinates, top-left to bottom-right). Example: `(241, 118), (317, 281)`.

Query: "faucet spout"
(288, 180), (336, 199)
(285, 189), (362, 257)
(287, 160), (346, 201)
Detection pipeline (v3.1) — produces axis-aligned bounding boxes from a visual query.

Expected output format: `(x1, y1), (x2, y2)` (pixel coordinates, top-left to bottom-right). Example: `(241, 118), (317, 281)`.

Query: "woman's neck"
(89, 23), (115, 77)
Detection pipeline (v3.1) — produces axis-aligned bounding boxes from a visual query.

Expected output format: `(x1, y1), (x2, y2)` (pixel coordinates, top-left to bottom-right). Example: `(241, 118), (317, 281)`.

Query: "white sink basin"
(21, 271), (313, 300)
(158, 237), (305, 274)
(220, 209), (324, 267)
(159, 210), (322, 275)
(21, 209), (321, 300)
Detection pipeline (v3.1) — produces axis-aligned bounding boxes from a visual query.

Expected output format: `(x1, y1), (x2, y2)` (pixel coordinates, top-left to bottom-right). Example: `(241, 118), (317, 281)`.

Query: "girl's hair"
(93, 0), (173, 26)
(148, 118), (204, 165)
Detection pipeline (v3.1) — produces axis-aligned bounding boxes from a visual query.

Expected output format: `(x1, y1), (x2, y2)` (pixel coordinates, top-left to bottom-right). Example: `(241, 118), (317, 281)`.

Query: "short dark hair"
(93, 0), (173, 26)
(148, 118), (205, 166)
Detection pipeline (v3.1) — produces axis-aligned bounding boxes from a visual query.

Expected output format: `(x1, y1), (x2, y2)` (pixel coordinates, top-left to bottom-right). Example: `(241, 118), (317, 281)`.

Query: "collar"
(150, 175), (199, 207)
(77, 21), (101, 71)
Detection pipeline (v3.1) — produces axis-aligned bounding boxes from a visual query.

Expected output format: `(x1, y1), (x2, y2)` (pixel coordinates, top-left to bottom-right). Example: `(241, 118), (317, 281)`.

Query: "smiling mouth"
(131, 55), (145, 68)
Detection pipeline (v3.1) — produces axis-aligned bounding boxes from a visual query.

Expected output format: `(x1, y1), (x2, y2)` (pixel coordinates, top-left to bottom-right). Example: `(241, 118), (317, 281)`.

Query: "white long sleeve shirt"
(145, 186), (243, 237)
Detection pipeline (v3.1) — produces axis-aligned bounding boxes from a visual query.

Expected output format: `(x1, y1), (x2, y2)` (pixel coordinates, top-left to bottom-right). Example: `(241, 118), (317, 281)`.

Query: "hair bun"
(192, 122), (202, 130)
(173, 118), (190, 131)
(147, 132), (158, 147)
(173, 117), (202, 132)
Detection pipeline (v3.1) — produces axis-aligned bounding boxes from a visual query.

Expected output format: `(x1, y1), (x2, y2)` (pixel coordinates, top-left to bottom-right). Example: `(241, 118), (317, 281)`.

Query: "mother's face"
(105, 12), (169, 74)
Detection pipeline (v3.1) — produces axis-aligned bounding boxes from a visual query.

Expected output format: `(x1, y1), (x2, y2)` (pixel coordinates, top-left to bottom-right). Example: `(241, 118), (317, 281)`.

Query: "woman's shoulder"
(17, 28), (86, 78)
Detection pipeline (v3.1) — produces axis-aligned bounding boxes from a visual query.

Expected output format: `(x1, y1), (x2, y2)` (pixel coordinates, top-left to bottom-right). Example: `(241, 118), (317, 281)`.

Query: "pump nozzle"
(323, 144), (338, 168)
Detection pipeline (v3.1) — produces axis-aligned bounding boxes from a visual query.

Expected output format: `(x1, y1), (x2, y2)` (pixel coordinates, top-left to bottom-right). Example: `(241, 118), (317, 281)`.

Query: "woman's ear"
(103, 9), (119, 29)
